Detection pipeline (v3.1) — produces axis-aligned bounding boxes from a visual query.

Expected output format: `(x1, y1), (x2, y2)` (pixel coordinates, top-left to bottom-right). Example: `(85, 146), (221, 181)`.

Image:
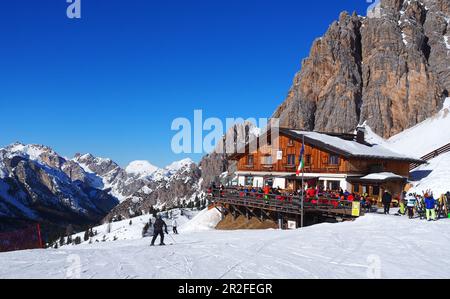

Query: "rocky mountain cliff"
(0, 143), (119, 232)
(0, 143), (203, 231)
(273, 0), (450, 138)
(103, 159), (202, 220)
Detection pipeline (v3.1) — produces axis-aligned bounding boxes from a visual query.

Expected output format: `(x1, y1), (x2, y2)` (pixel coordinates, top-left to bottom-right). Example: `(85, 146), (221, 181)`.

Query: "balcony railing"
(208, 187), (360, 217)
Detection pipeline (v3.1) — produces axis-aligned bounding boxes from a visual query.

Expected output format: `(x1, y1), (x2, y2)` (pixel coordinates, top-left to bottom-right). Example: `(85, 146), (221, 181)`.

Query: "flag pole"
(301, 134), (305, 228)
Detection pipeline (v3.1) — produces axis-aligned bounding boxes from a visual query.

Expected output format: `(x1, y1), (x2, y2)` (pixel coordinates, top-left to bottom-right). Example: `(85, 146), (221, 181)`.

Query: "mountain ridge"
(273, 0), (449, 138)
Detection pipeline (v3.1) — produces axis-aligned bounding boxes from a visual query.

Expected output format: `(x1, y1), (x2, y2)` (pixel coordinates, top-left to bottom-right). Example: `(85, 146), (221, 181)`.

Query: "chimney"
(356, 126), (366, 144)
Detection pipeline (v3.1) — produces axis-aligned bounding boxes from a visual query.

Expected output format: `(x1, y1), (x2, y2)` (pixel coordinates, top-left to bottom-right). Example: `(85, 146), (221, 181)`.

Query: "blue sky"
(0, 0), (373, 167)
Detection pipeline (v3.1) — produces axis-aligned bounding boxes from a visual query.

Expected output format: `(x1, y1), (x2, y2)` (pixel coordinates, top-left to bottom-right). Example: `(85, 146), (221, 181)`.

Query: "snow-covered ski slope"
(409, 151), (450, 196)
(1, 209), (450, 279)
(65, 209), (201, 245)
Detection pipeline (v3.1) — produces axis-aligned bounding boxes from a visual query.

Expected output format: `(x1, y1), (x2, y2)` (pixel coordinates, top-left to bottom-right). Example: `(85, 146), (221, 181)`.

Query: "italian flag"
(296, 144), (305, 176)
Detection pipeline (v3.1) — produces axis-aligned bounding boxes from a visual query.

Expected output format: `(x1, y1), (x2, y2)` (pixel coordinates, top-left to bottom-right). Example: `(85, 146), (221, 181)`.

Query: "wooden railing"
(410, 142), (450, 171)
(208, 188), (359, 217)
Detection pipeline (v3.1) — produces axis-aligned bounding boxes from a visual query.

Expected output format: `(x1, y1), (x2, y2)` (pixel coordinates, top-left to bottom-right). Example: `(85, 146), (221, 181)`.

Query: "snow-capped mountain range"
(0, 144), (202, 231)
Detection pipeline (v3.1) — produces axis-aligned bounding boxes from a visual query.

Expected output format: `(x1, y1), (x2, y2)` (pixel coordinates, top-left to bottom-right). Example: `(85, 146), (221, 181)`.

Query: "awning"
(347, 172), (408, 184)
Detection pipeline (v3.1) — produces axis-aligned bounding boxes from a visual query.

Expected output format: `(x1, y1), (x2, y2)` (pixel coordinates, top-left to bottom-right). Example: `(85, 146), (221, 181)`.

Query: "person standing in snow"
(424, 193), (437, 222)
(172, 219), (178, 235)
(398, 197), (406, 216)
(150, 215), (168, 246)
(382, 190), (392, 215)
(406, 193), (417, 219)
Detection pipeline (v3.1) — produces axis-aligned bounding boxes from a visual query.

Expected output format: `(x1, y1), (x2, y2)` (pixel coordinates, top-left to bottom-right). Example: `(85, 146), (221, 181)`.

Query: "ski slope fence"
(0, 224), (43, 253)
(410, 142), (450, 171)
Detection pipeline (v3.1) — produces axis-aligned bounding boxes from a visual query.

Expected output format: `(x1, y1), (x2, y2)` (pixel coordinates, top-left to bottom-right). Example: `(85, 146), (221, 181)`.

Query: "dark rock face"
(273, 0), (449, 138)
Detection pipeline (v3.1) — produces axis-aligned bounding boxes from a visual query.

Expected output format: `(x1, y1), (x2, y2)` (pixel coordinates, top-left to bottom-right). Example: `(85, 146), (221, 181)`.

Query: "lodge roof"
(229, 128), (425, 164)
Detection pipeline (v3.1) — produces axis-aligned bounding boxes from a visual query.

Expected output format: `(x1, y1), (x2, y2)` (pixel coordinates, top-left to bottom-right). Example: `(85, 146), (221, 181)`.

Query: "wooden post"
(278, 213), (282, 230)
(36, 224), (43, 249)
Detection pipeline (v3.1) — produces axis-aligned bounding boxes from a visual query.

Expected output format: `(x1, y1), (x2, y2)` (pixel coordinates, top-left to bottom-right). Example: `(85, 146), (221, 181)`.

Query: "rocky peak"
(125, 160), (159, 178)
(273, 0), (449, 138)
(2, 142), (66, 170)
(73, 153), (119, 177)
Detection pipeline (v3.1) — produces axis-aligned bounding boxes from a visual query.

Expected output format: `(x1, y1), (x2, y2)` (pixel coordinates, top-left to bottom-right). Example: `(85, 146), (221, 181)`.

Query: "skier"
(172, 219), (178, 235)
(424, 193), (437, 222)
(398, 197), (406, 216)
(382, 190), (393, 215)
(406, 193), (417, 219)
(150, 215), (168, 246)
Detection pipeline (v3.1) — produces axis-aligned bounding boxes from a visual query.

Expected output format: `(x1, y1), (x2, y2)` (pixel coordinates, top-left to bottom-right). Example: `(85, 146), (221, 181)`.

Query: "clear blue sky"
(0, 0), (373, 167)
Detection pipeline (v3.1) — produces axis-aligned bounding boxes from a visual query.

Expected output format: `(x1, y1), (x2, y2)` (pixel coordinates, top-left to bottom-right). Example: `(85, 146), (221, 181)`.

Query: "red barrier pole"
(36, 224), (43, 249)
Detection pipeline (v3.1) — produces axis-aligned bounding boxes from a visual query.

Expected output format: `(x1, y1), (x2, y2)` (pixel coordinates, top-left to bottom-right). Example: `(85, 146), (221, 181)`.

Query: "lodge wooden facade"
(235, 134), (411, 177)
(229, 128), (423, 201)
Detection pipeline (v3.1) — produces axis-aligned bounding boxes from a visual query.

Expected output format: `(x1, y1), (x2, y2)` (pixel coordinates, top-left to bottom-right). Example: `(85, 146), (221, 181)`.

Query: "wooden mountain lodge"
(209, 127), (425, 228)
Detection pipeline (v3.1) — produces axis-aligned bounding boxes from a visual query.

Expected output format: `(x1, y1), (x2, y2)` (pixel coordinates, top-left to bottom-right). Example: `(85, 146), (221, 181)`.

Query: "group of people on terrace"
(208, 182), (450, 220)
(209, 183), (368, 209)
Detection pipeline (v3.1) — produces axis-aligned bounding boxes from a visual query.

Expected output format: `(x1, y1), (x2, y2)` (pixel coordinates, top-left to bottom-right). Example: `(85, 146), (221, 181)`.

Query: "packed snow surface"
(64, 209), (201, 245)
(1, 211), (450, 279)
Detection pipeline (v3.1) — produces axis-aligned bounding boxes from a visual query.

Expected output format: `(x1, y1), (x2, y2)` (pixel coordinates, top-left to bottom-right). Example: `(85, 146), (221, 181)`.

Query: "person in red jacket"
(347, 193), (355, 202)
(263, 184), (271, 203)
(306, 187), (317, 203)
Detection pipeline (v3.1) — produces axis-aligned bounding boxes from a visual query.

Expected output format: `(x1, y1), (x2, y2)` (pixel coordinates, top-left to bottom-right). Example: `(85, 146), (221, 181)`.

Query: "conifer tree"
(83, 230), (89, 242)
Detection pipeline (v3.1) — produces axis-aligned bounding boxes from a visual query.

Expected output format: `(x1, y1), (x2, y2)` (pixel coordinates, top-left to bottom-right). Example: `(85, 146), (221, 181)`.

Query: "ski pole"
(167, 232), (177, 244)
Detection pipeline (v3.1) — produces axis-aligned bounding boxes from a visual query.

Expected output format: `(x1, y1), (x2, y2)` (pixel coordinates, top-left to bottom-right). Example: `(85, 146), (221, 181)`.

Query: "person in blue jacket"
(424, 193), (437, 221)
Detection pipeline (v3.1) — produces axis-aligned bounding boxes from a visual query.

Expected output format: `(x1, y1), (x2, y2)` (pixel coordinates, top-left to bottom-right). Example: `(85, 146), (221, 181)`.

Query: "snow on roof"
(360, 172), (406, 181)
(286, 129), (420, 162)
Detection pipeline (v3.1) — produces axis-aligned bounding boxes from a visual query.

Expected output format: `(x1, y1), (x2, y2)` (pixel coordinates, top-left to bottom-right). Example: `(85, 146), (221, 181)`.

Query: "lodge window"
(369, 164), (383, 173)
(288, 139), (294, 146)
(287, 154), (296, 166)
(247, 155), (254, 167)
(372, 186), (380, 196)
(330, 181), (340, 191)
(261, 155), (273, 165)
(328, 154), (339, 165)
(353, 184), (360, 193)
(305, 154), (312, 166)
(245, 176), (254, 186)
(362, 185), (368, 194)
